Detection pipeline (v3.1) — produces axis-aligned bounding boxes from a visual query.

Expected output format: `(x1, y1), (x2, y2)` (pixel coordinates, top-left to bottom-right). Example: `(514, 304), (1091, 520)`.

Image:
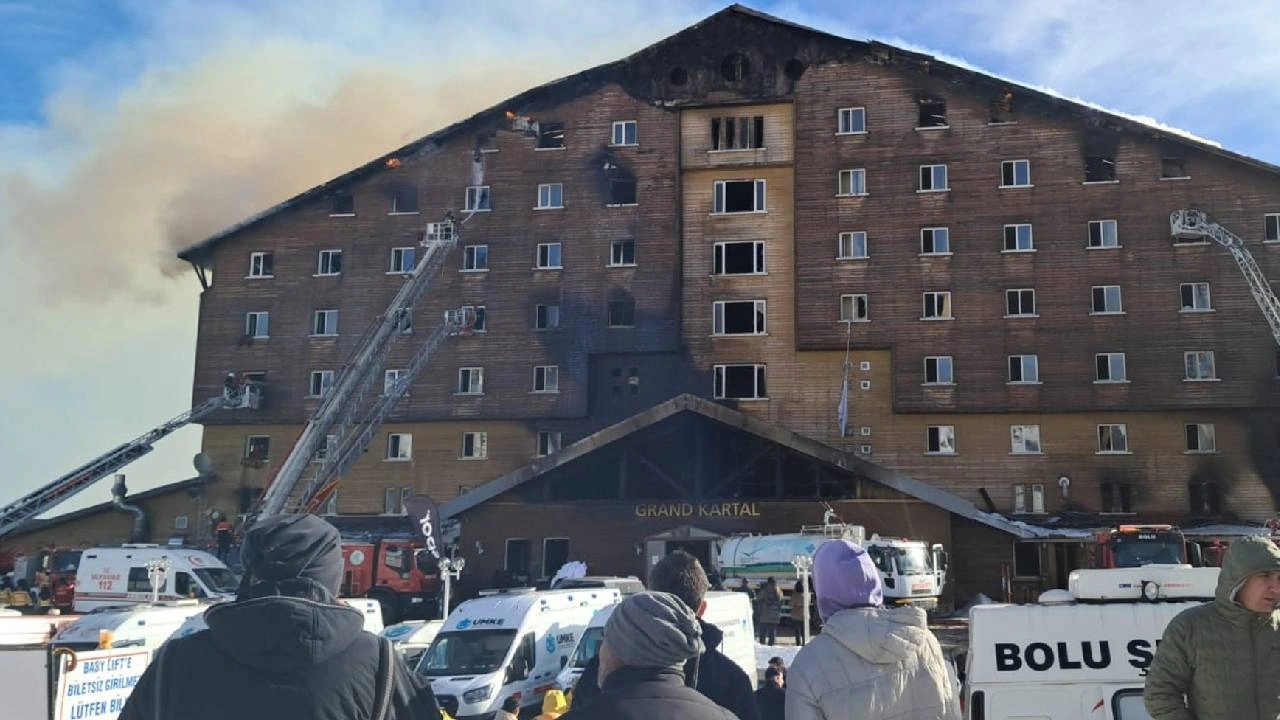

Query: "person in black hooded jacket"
(119, 514), (442, 720)
(571, 552), (760, 720)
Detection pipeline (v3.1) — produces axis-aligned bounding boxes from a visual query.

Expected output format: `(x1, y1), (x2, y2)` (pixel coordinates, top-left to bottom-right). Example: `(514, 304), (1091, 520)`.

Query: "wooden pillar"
(693, 419), (705, 500)
(774, 447), (785, 499)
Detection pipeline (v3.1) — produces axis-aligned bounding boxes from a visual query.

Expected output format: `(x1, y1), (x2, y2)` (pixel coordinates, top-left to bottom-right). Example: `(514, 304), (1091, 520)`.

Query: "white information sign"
(56, 648), (153, 720)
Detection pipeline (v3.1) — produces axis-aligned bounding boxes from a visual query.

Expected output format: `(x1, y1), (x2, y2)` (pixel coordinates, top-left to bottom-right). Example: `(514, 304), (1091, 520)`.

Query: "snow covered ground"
(755, 643), (802, 670)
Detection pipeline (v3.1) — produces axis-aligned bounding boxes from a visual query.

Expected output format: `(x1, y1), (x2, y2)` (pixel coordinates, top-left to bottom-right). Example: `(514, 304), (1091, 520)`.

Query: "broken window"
(245, 435), (270, 462)
(312, 309), (338, 336)
(1008, 355), (1040, 383)
(611, 121), (637, 146)
(713, 179), (765, 213)
(610, 239), (635, 266)
(1088, 220), (1119, 248)
(317, 249), (342, 276)
(1004, 224), (1034, 252)
(839, 294), (869, 323)
(391, 186), (418, 213)
(1100, 482), (1133, 513)
(926, 425), (956, 454)
(710, 116), (765, 150)
(386, 434), (412, 461)
(244, 311), (269, 338)
(1189, 482), (1222, 515)
(713, 300), (766, 335)
(990, 92), (1015, 123)
(1186, 423), (1216, 453)
(533, 365), (559, 393)
(457, 367), (484, 395)
(609, 178), (637, 205)
(537, 431), (563, 457)
(720, 53), (750, 82)
(1161, 157), (1188, 179)
(537, 183), (564, 209)
(1180, 282), (1212, 311)
(395, 307), (413, 334)
(462, 245), (488, 271)
(839, 232), (868, 259)
(1097, 424), (1129, 454)
(1084, 155), (1116, 182)
(383, 369), (408, 396)
(534, 304), (560, 330)
(465, 186), (491, 212)
(838, 107), (866, 134)
(917, 99), (947, 128)
(838, 169), (867, 196)
(537, 122), (565, 149)
(608, 299), (635, 327)
(331, 192), (354, 216)
(536, 243), (562, 269)
(389, 247), (415, 273)
(248, 252), (273, 278)
(920, 227), (950, 254)
(919, 164), (948, 191)
(713, 364), (766, 400)
(1013, 542), (1041, 577)
(461, 432), (487, 459)
(460, 305), (486, 332)
(713, 241), (765, 275)
(309, 370), (335, 398)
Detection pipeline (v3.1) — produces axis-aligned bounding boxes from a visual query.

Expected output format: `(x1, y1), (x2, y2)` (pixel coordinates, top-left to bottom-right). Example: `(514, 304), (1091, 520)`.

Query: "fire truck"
(1093, 525), (1202, 569)
(340, 538), (440, 624)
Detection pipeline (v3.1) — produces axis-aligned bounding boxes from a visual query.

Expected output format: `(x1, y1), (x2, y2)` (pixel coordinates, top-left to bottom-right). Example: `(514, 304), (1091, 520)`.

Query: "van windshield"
(418, 630), (517, 677)
(572, 627), (604, 669)
(194, 568), (239, 594)
(1111, 536), (1184, 567)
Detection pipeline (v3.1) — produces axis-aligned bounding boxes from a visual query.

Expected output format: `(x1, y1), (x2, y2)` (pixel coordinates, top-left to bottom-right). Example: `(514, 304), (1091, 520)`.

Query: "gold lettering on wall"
(634, 502), (761, 518)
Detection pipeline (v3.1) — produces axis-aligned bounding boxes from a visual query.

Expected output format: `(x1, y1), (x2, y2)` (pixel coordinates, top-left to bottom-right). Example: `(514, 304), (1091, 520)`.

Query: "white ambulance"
(965, 567), (1217, 720)
(554, 589), (756, 693)
(418, 587), (620, 718)
(73, 545), (239, 612)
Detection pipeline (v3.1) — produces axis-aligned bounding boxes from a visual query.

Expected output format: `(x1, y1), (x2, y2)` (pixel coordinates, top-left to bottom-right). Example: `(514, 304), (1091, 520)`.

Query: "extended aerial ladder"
(0, 384), (259, 537)
(253, 215), (469, 520)
(1170, 209), (1280, 349)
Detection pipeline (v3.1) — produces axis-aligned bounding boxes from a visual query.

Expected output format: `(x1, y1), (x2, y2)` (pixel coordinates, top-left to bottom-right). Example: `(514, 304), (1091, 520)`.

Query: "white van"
(419, 588), (620, 718)
(52, 601), (210, 651)
(383, 619), (444, 667)
(74, 545), (239, 612)
(555, 589), (756, 693)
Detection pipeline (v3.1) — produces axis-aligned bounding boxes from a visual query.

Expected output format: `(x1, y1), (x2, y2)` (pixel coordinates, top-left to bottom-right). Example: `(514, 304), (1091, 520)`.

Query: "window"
(387, 434), (413, 461)
(1003, 224), (1034, 252)
(838, 232), (868, 259)
(536, 431), (562, 457)
(1010, 425), (1042, 454)
(924, 356), (954, 385)
(608, 177), (637, 205)
(461, 305), (486, 332)
(389, 247), (416, 273)
(308, 370), (335, 398)
(317, 249), (343, 276)
(537, 122), (565, 149)
(331, 192), (354, 216)
(611, 120), (637, 146)
(536, 243), (563, 269)
(1180, 282), (1212, 311)
(1005, 289), (1037, 317)
(463, 245), (489, 271)
(1013, 484), (1045, 514)
(1008, 355), (1040, 383)
(710, 116), (764, 150)
(537, 183), (564, 209)
(920, 227), (950, 255)
(505, 538), (530, 575)
(391, 186), (418, 214)
(1088, 220), (1119, 248)
(395, 308), (413, 334)
(838, 169), (867, 196)
(609, 239), (636, 266)
(1084, 155), (1116, 182)
(922, 291), (952, 320)
(312, 309), (338, 336)
(1092, 285), (1123, 314)
(713, 241), (766, 274)
(1096, 353), (1128, 382)
(245, 435), (270, 462)
(461, 432), (488, 459)
(1001, 160), (1031, 187)
(713, 364), (767, 400)
(919, 164), (949, 192)
(533, 365), (559, 393)
(127, 567), (153, 594)
(926, 426), (956, 454)
(1101, 482), (1133, 514)
(714, 300), (767, 335)
(1186, 423), (1216, 453)
(1097, 424), (1129, 454)
(1161, 157), (1188, 179)
(1184, 351), (1217, 381)
(1267, 214), (1280, 243)
(917, 99), (947, 128)
(383, 488), (403, 515)
(543, 538), (570, 578)
(1189, 482), (1223, 515)
(837, 107), (866, 134)
(425, 220), (454, 243)
(608, 299), (635, 327)
(713, 179), (766, 213)
(535, 304), (560, 330)
(457, 367), (484, 395)
(1013, 542), (1042, 577)
(244, 311), (269, 338)
(248, 252), (274, 278)
(313, 434), (337, 462)
(465, 185), (491, 212)
(839, 294), (869, 323)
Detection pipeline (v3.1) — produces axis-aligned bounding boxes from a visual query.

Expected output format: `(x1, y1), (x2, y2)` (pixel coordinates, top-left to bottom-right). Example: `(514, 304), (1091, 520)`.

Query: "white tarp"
(55, 648), (152, 720)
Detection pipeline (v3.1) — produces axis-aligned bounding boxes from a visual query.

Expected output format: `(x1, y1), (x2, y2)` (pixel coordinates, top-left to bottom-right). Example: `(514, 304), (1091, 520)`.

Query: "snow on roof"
(982, 516), (1098, 540)
(1180, 524), (1273, 538)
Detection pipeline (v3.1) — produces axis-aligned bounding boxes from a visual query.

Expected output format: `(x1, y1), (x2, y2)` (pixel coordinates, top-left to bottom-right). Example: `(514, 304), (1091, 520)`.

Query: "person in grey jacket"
(785, 540), (960, 720)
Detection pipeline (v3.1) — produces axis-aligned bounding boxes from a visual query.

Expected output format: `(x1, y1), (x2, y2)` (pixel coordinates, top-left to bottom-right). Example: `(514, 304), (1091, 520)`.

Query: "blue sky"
(1, 0), (1278, 516)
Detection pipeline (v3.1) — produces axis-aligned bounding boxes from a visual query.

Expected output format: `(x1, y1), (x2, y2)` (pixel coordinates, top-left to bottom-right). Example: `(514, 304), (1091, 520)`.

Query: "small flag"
(837, 362), (851, 438)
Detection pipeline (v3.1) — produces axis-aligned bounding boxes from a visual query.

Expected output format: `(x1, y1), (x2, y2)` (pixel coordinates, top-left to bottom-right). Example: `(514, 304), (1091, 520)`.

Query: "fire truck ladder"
(1170, 209), (1280, 348)
(255, 216), (467, 519)
(0, 385), (259, 537)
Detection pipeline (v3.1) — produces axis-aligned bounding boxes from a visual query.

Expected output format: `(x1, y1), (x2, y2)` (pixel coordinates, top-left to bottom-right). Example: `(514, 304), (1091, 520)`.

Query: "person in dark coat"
(560, 592), (735, 720)
(119, 514), (441, 720)
(754, 667), (786, 720)
(572, 552), (760, 720)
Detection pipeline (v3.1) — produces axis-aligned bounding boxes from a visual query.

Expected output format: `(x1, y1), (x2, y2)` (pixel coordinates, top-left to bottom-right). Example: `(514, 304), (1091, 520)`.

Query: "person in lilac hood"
(784, 540), (960, 720)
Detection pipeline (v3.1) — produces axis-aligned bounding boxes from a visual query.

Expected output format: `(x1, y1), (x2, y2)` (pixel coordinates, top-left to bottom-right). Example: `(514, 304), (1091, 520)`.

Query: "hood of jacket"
(204, 593), (366, 672)
(698, 618), (723, 652)
(820, 605), (931, 664)
(1214, 535), (1280, 624)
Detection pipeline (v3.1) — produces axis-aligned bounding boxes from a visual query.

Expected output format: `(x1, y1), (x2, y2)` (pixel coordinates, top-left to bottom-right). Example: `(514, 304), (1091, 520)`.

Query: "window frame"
(460, 305), (486, 333)
(382, 369), (408, 396)
(1097, 424), (1130, 454)
(386, 433), (413, 462)
(837, 168), (868, 197)
(1091, 285), (1124, 315)
(610, 120), (638, 147)
(536, 183), (565, 210)
(837, 107), (867, 135)
(462, 244), (490, 272)
(838, 231), (869, 260)
(390, 187), (419, 215)
(245, 311), (270, 339)
(1095, 353), (1129, 383)
(1265, 213), (1280, 243)
(244, 435), (270, 461)
(312, 309), (339, 337)
(918, 164), (949, 193)
(247, 251), (274, 278)
(464, 185), (492, 212)
(457, 367), (485, 395)
(316, 249), (343, 277)
(920, 227), (951, 256)
(713, 240), (766, 275)
(607, 299), (635, 328)
(389, 246), (416, 274)
(535, 242), (564, 270)
(1087, 220), (1120, 249)
(839, 294), (870, 323)
(461, 431), (489, 460)
(713, 299), (768, 335)
(1083, 155), (1117, 183)
(925, 425), (957, 455)
(1000, 159), (1032, 188)
(330, 192), (355, 217)
(308, 370), (335, 398)
(710, 115), (765, 151)
(923, 356), (954, 385)
(1180, 282), (1213, 312)
(713, 364), (768, 401)
(921, 291), (953, 320)
(1185, 423), (1217, 453)
(1010, 425), (1043, 454)
(1184, 351), (1218, 381)
(712, 179), (767, 214)
(916, 99), (948, 129)
(425, 221), (455, 243)
(1007, 354), (1041, 384)
(534, 304), (561, 330)
(1005, 288), (1038, 318)
(1003, 224), (1035, 252)
(533, 365), (560, 393)
(609, 239), (636, 267)
(1013, 483), (1046, 514)
(536, 431), (563, 457)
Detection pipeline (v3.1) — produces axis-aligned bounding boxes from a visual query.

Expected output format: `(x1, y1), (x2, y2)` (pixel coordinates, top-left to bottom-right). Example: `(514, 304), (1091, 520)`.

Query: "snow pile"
(954, 593), (997, 619)
(550, 561), (588, 587)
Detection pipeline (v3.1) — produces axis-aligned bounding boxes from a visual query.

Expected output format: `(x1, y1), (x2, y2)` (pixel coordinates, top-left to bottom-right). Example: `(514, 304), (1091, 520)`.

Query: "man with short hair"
(754, 667), (785, 720)
(573, 552), (760, 720)
(1145, 535), (1280, 719)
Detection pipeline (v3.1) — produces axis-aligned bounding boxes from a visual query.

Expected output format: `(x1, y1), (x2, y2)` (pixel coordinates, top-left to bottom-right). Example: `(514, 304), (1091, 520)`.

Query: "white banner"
(56, 648), (153, 720)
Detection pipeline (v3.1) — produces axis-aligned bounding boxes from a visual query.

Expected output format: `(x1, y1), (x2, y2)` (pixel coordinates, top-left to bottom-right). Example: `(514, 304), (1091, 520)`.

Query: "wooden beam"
(633, 451), (689, 498)
(707, 441), (775, 498)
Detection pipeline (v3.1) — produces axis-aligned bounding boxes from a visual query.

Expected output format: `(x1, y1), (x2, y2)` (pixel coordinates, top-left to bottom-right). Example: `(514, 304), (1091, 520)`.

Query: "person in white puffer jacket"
(785, 540), (961, 720)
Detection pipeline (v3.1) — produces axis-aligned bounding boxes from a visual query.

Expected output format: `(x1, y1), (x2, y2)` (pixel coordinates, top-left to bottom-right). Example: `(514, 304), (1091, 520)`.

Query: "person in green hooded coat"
(1144, 535), (1280, 719)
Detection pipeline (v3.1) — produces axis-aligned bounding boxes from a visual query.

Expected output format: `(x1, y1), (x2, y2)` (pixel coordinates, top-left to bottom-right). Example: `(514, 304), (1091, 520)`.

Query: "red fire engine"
(339, 538), (439, 624)
(1094, 525), (1202, 568)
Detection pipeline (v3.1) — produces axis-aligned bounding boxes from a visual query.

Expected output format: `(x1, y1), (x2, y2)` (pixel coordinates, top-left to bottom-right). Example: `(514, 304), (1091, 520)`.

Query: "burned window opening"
(331, 192), (354, 215)
(609, 178), (637, 205)
(714, 300), (765, 335)
(1161, 157), (1188, 179)
(390, 186), (417, 214)
(784, 58), (806, 80)
(714, 241), (765, 275)
(917, 98), (947, 128)
(1100, 482), (1133, 513)
(715, 364), (766, 400)
(608, 299), (635, 327)
(1189, 481), (1223, 515)
(537, 122), (565, 149)
(990, 91), (1015, 123)
(1085, 155), (1116, 182)
(669, 67), (688, 86)
(711, 116), (765, 150)
(720, 53), (750, 82)
(717, 180), (761, 213)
